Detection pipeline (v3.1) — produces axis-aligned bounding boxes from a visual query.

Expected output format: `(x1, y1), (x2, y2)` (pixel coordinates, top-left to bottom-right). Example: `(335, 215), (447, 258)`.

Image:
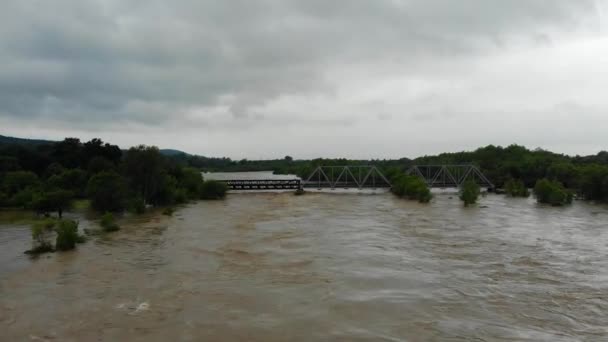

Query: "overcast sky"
(1, 1), (606, 159)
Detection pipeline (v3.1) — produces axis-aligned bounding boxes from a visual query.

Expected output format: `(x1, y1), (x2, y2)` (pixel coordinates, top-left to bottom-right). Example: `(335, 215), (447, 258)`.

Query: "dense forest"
(1, 136), (608, 215)
(0, 137), (227, 217)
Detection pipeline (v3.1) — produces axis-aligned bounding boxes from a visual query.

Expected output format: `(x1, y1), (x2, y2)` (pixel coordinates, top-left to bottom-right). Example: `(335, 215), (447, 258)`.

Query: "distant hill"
(0, 134), (190, 156)
(0, 134), (54, 146)
(159, 149), (189, 156)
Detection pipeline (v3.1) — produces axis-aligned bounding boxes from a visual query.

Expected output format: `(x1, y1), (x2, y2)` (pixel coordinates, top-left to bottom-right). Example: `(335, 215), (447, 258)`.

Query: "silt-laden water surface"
(1, 191), (607, 341)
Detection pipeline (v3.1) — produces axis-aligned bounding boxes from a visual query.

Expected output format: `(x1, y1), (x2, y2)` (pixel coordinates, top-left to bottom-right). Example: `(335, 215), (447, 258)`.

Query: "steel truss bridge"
(407, 165), (494, 189)
(221, 164), (493, 191)
(303, 165), (392, 189)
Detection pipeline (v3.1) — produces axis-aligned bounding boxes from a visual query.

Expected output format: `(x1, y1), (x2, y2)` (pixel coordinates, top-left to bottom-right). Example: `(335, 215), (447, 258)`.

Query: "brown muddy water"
(1, 191), (608, 341)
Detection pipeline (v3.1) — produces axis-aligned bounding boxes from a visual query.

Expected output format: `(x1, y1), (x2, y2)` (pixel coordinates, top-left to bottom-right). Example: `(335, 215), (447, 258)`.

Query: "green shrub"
(504, 179), (530, 197)
(200, 180), (228, 200)
(534, 179), (573, 206)
(55, 220), (82, 251)
(460, 180), (480, 207)
(26, 219), (56, 254)
(100, 212), (120, 232)
(391, 174), (432, 203)
(128, 196), (146, 214)
(162, 207), (175, 216)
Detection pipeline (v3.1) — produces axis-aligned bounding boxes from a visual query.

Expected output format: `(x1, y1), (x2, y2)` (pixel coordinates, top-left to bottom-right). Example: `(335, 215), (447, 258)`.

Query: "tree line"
(171, 144), (608, 204)
(0, 138), (227, 216)
(2, 138), (608, 211)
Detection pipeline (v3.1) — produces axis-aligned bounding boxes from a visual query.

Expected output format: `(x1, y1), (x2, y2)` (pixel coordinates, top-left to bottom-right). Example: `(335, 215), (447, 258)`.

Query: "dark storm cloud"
(0, 0), (598, 129)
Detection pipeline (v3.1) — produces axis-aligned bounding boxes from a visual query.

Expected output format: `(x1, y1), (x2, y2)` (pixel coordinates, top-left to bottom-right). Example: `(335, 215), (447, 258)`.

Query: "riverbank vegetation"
(2, 136), (608, 206)
(0, 138), (227, 219)
(180, 144), (608, 204)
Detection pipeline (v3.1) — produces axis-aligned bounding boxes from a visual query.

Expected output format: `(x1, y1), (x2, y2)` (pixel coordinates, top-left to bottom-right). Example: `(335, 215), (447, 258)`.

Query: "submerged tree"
(504, 179), (530, 197)
(460, 180), (480, 207)
(55, 220), (84, 251)
(534, 179), (573, 206)
(391, 174), (432, 203)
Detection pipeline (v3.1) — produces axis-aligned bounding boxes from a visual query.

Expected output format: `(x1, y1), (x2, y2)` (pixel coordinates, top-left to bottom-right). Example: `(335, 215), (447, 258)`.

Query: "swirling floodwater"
(1, 189), (608, 341)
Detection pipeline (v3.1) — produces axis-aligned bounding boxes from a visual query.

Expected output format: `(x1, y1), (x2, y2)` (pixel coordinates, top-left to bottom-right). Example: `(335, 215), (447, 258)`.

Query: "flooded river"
(1, 184), (608, 340)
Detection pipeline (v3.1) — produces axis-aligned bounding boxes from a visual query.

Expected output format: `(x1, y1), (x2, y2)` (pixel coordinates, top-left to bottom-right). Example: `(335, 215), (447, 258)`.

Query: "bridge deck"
(301, 181), (391, 189)
(223, 179), (301, 190)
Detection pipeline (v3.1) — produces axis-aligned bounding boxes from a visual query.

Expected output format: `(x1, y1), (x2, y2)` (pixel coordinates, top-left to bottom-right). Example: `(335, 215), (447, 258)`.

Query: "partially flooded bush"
(460, 180), (480, 207)
(55, 220), (82, 251)
(504, 178), (530, 197)
(534, 179), (573, 206)
(391, 174), (432, 203)
(200, 180), (228, 200)
(25, 219), (56, 254)
(100, 212), (120, 232)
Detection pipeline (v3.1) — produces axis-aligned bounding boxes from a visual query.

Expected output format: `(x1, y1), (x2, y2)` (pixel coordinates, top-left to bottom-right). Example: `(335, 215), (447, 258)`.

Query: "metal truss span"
(407, 165), (494, 189)
(303, 165), (392, 189)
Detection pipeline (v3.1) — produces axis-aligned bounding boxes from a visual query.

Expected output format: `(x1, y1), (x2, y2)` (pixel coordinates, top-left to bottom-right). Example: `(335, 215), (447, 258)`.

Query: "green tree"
(547, 162), (580, 189)
(123, 145), (164, 204)
(47, 169), (88, 197)
(578, 165), (608, 201)
(30, 190), (73, 218)
(460, 180), (480, 207)
(51, 138), (84, 169)
(86, 171), (128, 212)
(1, 171), (39, 196)
(177, 167), (204, 199)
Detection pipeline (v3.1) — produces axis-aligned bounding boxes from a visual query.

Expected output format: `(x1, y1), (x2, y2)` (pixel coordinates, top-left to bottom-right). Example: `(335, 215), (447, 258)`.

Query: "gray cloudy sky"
(1, 1), (607, 159)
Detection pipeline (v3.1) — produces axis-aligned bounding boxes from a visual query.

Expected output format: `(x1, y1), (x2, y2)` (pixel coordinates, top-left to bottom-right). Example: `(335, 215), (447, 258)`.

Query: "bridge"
(221, 164), (494, 191)
(223, 179), (301, 190)
(407, 165), (494, 189)
(303, 165), (392, 189)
